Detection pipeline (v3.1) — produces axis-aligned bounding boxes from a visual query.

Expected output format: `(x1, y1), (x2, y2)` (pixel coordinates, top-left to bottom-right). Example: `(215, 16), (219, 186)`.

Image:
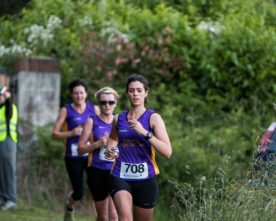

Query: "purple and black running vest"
(64, 102), (95, 158)
(88, 114), (114, 170)
(111, 109), (160, 181)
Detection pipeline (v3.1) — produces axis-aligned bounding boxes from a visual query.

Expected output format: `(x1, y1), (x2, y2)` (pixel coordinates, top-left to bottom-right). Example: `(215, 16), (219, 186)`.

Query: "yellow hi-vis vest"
(0, 104), (18, 143)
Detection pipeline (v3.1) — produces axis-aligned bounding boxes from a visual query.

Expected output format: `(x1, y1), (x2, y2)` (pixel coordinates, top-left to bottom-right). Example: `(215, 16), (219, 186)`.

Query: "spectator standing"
(0, 86), (18, 211)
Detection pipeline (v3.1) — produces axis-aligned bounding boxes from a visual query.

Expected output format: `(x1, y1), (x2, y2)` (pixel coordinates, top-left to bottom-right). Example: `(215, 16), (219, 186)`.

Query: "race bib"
(99, 146), (114, 162)
(120, 162), (148, 179)
(71, 144), (88, 156)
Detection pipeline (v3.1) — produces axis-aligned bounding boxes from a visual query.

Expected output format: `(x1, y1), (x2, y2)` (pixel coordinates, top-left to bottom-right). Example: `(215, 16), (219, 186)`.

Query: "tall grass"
(169, 165), (276, 221)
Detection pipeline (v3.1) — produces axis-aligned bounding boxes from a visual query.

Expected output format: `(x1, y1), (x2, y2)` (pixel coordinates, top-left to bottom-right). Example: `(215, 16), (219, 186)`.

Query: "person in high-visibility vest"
(0, 86), (18, 211)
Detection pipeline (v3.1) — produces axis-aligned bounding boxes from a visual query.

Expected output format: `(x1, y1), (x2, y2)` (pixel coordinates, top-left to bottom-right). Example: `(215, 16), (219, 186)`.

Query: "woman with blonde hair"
(78, 87), (119, 221)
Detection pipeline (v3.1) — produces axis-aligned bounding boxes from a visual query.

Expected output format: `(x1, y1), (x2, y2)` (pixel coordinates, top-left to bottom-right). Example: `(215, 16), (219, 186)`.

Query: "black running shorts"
(87, 166), (111, 201)
(109, 175), (158, 209)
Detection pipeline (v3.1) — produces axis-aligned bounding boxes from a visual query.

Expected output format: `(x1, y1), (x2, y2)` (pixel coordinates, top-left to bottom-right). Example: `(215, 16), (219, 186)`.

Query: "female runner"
(105, 74), (172, 221)
(78, 87), (119, 221)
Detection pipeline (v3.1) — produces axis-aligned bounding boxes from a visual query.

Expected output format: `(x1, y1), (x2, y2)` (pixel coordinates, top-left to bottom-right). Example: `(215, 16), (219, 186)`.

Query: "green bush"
(17, 125), (68, 209)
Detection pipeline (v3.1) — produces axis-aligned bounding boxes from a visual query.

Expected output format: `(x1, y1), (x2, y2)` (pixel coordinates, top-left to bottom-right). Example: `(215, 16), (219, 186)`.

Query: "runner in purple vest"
(52, 78), (98, 221)
(78, 87), (119, 221)
(105, 74), (172, 221)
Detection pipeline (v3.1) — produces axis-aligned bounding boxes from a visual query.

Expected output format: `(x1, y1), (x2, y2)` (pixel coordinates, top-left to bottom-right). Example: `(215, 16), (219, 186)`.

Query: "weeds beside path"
(0, 205), (95, 221)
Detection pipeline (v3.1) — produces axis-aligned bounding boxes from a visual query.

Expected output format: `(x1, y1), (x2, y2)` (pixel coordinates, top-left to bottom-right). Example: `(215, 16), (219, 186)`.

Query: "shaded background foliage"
(0, 0), (31, 16)
(0, 0), (275, 219)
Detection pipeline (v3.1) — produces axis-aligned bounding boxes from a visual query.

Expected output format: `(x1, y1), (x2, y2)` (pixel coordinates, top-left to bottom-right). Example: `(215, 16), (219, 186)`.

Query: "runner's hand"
(128, 118), (147, 135)
(105, 147), (117, 160)
(72, 125), (83, 136)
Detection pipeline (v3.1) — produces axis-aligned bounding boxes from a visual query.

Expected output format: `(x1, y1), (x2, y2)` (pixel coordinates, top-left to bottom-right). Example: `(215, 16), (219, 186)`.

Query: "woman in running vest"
(105, 74), (172, 221)
(78, 87), (119, 221)
(52, 78), (98, 221)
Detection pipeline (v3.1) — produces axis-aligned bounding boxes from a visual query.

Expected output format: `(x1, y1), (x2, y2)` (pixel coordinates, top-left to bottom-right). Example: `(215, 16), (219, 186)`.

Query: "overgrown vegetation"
(170, 167), (276, 221)
(0, 0), (275, 219)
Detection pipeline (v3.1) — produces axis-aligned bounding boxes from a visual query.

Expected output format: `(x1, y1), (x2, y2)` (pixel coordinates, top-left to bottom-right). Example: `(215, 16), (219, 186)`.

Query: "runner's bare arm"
(105, 115), (119, 160)
(148, 113), (172, 158)
(78, 118), (108, 154)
